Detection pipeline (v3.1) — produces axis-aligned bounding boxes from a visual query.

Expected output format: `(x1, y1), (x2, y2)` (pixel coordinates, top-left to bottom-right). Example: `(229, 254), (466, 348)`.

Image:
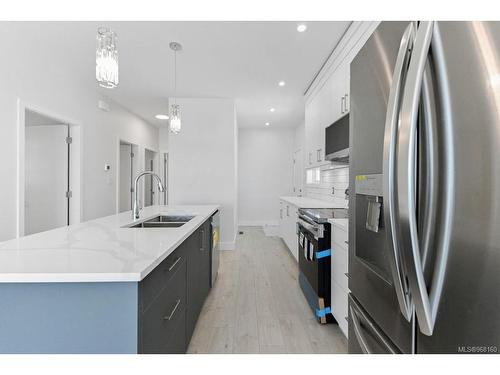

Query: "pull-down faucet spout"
(132, 171), (165, 220)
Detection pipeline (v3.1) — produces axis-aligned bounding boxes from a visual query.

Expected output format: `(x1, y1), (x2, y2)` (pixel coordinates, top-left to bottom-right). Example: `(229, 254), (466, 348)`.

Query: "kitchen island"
(0, 205), (219, 354)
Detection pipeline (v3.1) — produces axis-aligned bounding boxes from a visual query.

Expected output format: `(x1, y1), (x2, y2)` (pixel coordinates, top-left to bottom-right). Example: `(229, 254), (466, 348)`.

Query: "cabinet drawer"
(331, 280), (349, 338)
(140, 258), (187, 353)
(332, 247), (348, 292)
(332, 226), (348, 251)
(140, 243), (186, 312)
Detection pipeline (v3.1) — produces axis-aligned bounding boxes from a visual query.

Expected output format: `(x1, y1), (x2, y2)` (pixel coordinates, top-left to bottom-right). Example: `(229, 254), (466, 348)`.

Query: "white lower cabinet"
(332, 246), (348, 292)
(331, 280), (349, 338)
(279, 200), (299, 261)
(330, 222), (349, 338)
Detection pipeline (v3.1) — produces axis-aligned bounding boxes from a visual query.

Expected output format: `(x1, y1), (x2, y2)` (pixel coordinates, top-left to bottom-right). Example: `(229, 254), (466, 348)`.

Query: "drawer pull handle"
(163, 299), (181, 321)
(344, 240), (349, 245)
(167, 257), (182, 272)
(344, 273), (349, 278)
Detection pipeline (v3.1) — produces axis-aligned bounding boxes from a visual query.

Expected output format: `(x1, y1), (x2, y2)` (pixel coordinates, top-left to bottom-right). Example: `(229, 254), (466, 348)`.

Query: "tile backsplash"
(305, 164), (349, 208)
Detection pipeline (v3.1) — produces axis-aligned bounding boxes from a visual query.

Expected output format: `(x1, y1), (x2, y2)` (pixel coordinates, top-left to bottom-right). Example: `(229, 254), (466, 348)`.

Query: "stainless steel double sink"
(125, 215), (195, 228)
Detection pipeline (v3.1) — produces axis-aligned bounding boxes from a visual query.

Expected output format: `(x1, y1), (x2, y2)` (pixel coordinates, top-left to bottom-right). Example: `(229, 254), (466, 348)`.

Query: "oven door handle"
(297, 218), (323, 239)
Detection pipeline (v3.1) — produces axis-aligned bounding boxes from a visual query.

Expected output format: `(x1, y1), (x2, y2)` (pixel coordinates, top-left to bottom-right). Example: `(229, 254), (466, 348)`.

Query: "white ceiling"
(15, 21), (352, 128)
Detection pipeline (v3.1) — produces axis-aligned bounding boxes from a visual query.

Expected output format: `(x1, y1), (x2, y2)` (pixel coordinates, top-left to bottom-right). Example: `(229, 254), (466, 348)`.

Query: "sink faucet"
(133, 171), (166, 220)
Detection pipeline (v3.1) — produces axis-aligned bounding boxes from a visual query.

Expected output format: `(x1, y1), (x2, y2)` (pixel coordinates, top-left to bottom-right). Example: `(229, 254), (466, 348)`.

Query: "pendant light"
(169, 42), (182, 134)
(96, 27), (119, 89)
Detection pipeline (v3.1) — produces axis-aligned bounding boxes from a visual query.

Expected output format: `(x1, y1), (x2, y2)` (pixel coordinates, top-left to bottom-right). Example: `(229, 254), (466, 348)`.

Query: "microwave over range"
(325, 113), (349, 162)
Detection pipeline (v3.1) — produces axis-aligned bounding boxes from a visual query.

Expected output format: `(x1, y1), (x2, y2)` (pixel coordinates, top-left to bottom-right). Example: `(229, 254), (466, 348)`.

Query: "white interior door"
(293, 149), (304, 196)
(25, 125), (68, 235)
(119, 143), (134, 212)
(144, 149), (158, 207)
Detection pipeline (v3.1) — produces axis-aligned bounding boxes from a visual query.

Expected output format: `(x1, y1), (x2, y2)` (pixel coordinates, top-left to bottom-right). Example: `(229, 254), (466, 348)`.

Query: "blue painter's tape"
(316, 307), (332, 318)
(316, 249), (331, 259)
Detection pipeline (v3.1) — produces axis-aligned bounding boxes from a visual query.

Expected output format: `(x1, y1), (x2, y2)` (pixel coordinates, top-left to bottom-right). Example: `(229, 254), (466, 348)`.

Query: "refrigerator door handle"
(398, 21), (454, 336)
(349, 297), (399, 354)
(382, 22), (415, 322)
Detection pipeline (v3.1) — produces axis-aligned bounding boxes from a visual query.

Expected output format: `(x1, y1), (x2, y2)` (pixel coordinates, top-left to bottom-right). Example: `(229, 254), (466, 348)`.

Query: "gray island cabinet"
(138, 218), (211, 354)
(0, 214), (214, 354)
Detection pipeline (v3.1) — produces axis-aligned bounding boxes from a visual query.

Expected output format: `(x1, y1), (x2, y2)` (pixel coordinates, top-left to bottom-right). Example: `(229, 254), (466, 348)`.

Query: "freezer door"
(403, 21), (500, 353)
(348, 294), (400, 354)
(349, 21), (414, 354)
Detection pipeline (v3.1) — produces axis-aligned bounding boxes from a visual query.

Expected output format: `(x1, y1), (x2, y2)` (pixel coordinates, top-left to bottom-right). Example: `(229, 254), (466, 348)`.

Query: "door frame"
(144, 147), (160, 207)
(115, 137), (140, 214)
(16, 98), (83, 238)
(292, 148), (304, 196)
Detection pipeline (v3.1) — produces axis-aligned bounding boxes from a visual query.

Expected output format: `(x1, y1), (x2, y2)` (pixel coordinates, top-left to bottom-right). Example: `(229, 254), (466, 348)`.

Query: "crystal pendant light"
(169, 104), (181, 134)
(169, 42), (182, 134)
(96, 27), (119, 89)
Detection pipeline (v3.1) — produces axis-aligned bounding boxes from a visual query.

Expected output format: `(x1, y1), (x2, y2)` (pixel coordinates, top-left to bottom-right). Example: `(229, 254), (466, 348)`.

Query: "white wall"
(0, 24), (159, 241)
(294, 121), (305, 154)
(165, 98), (238, 250)
(238, 127), (295, 226)
(25, 125), (68, 235)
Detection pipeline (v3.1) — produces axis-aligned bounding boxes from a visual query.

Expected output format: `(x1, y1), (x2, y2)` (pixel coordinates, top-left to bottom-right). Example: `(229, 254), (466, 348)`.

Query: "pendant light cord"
(174, 49), (177, 105)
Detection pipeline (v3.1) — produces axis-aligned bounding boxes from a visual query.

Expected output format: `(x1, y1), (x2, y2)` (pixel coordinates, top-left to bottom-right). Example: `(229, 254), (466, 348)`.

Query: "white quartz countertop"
(279, 196), (341, 209)
(328, 218), (348, 232)
(0, 205), (219, 283)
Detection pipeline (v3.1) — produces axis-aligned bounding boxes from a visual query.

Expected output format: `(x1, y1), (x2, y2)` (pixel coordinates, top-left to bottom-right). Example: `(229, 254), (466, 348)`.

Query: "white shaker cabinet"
(330, 220), (349, 338)
(279, 199), (299, 261)
(305, 62), (350, 169)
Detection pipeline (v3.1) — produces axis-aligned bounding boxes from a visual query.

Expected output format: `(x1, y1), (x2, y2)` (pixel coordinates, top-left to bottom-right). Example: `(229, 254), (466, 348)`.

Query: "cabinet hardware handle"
(345, 316), (349, 322)
(344, 272), (349, 278)
(341, 96), (345, 113)
(200, 229), (205, 251)
(344, 240), (349, 245)
(286, 205), (290, 217)
(167, 257), (182, 272)
(344, 94), (349, 112)
(163, 299), (181, 321)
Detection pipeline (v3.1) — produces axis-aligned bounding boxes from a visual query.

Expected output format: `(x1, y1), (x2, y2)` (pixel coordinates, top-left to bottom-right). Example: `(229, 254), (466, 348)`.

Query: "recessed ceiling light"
(155, 114), (169, 120)
(265, 122), (270, 126)
(297, 24), (307, 33)
(278, 81), (286, 87)
(270, 108), (276, 112)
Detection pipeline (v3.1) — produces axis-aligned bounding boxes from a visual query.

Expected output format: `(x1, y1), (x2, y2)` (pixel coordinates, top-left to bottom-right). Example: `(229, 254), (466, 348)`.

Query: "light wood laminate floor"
(187, 226), (348, 354)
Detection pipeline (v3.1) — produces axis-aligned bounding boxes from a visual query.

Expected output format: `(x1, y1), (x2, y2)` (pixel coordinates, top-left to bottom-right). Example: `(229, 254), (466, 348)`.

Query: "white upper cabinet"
(332, 63), (350, 122)
(304, 22), (377, 173)
(305, 62), (350, 168)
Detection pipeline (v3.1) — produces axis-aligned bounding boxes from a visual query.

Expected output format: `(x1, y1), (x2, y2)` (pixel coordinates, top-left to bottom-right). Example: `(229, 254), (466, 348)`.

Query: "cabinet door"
(289, 208), (299, 261)
(140, 259), (187, 353)
(283, 204), (299, 261)
(305, 99), (317, 167)
(331, 280), (349, 338)
(186, 220), (211, 344)
(331, 63), (351, 123)
(279, 201), (285, 238)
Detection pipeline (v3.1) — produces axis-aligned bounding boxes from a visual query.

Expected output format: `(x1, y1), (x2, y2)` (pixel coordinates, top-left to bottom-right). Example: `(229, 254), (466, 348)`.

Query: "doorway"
(19, 105), (81, 237)
(144, 148), (158, 207)
(292, 149), (304, 196)
(119, 141), (139, 213)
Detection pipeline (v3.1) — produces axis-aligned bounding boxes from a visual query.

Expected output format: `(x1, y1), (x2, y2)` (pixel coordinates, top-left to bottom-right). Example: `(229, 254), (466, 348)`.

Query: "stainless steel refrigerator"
(348, 21), (500, 354)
